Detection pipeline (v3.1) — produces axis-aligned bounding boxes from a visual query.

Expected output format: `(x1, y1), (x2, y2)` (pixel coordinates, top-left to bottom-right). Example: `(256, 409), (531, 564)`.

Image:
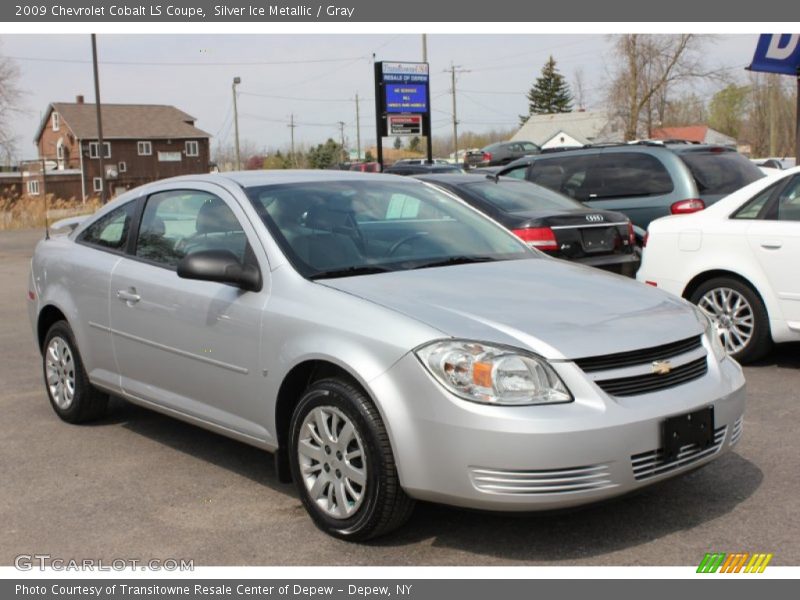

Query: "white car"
(638, 167), (800, 363)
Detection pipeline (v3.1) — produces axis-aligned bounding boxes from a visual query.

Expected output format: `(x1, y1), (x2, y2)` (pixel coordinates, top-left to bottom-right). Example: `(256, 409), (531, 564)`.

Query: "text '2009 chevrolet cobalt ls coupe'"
(28, 171), (745, 540)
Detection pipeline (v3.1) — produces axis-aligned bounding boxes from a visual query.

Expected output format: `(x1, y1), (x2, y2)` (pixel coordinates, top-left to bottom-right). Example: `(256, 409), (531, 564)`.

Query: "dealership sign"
(749, 34), (800, 75)
(388, 115), (423, 135)
(373, 61), (433, 164)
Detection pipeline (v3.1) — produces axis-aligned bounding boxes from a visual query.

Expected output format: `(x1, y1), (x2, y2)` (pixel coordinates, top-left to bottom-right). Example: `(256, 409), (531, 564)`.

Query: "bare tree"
(573, 67), (587, 111)
(0, 47), (23, 164)
(742, 72), (796, 157)
(607, 34), (718, 140)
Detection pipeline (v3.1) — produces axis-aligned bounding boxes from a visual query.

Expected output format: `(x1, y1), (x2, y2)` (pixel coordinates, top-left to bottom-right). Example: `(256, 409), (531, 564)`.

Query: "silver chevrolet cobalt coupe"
(28, 171), (745, 540)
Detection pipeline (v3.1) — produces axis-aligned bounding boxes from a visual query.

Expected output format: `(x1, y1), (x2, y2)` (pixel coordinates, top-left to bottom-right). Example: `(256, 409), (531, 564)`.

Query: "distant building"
(650, 125), (737, 147)
(26, 96), (211, 201)
(511, 110), (625, 149)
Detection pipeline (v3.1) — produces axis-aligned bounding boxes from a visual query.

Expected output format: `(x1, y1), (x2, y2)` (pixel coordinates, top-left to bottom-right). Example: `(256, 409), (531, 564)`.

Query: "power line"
(240, 91), (373, 103)
(6, 54), (368, 67)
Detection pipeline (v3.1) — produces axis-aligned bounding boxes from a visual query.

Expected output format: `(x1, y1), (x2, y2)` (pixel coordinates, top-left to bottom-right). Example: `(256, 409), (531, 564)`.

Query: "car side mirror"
(177, 249), (261, 292)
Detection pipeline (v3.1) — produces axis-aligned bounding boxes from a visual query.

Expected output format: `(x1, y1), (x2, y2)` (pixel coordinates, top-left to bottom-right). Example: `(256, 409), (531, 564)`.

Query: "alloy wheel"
(45, 336), (76, 410)
(697, 287), (754, 355)
(297, 405), (367, 519)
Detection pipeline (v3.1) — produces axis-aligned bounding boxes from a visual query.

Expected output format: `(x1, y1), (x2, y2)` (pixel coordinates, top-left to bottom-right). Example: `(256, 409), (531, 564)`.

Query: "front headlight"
(694, 306), (727, 362)
(415, 340), (572, 406)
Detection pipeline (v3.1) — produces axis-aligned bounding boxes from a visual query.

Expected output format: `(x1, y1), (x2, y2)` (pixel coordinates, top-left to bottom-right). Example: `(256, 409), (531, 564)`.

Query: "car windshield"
(460, 179), (582, 212)
(679, 151), (764, 195)
(245, 179), (534, 278)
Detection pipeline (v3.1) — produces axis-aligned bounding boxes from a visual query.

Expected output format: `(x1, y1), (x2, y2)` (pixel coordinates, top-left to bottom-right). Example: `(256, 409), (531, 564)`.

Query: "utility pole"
(232, 76), (242, 170)
(355, 93), (361, 162)
(448, 63), (469, 164)
(91, 34), (107, 204)
(337, 121), (347, 164)
(288, 114), (297, 167)
(422, 34), (427, 62)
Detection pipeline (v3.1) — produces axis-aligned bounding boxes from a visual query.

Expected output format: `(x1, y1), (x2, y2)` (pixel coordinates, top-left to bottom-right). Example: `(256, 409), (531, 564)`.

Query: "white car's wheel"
(288, 378), (415, 540)
(690, 277), (772, 363)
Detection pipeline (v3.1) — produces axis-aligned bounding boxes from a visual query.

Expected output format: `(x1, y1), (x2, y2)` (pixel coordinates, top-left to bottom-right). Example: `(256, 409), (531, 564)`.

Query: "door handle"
(760, 240), (783, 250)
(116, 289), (141, 303)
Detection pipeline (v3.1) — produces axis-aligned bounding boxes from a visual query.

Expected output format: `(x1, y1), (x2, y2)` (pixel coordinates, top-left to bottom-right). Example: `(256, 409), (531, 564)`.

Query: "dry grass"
(0, 195), (101, 231)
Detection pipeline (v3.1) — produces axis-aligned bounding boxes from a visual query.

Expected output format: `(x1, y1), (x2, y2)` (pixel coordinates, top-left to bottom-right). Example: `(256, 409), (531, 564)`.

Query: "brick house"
(28, 97), (211, 201)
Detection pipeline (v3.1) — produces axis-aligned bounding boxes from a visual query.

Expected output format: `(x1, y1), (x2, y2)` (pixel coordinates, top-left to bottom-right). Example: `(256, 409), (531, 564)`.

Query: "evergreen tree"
(520, 56), (573, 125)
(393, 137), (402, 150)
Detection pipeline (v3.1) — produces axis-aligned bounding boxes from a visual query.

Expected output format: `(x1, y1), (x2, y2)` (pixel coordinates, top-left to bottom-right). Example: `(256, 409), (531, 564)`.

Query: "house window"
(93, 177), (103, 192)
(118, 161), (127, 173)
(56, 143), (65, 160)
(137, 141), (152, 156)
(52, 112), (60, 131)
(185, 141), (199, 157)
(27, 180), (40, 196)
(88, 142), (111, 159)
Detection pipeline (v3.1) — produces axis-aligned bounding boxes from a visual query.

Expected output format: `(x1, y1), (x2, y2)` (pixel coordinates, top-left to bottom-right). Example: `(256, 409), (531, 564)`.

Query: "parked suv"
(478, 141), (541, 166)
(496, 143), (764, 241)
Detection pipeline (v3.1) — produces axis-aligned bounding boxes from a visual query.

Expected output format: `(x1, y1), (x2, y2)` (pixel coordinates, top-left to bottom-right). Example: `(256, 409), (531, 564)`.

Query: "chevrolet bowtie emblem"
(651, 360), (672, 375)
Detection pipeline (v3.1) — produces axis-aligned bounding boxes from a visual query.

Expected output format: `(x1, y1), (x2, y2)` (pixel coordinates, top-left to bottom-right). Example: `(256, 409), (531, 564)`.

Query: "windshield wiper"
(411, 256), (498, 270)
(309, 265), (394, 280)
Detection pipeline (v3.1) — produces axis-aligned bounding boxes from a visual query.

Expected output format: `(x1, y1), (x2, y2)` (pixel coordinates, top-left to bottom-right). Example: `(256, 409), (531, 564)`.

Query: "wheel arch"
(37, 304), (70, 353)
(681, 269), (768, 314)
(273, 358), (380, 484)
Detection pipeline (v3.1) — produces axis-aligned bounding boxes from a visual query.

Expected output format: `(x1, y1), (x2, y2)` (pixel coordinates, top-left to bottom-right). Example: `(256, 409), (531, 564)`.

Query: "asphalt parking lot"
(1, 228), (798, 566)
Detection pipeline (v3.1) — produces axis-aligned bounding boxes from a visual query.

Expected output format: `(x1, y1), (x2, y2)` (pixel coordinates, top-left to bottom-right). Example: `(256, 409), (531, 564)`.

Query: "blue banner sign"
(385, 84), (428, 113)
(749, 34), (800, 75)
(381, 62), (429, 114)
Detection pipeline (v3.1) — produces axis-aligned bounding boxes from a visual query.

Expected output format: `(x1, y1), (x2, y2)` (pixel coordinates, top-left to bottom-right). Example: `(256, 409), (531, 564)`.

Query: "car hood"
(319, 258), (702, 360)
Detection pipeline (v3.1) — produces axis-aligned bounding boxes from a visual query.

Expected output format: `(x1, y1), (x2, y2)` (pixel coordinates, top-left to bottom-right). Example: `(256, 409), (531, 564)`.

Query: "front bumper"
(369, 351), (745, 511)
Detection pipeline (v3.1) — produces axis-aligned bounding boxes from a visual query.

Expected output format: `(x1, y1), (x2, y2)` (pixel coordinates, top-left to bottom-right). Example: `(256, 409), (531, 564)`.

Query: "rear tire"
(689, 277), (772, 363)
(42, 321), (108, 423)
(289, 378), (415, 541)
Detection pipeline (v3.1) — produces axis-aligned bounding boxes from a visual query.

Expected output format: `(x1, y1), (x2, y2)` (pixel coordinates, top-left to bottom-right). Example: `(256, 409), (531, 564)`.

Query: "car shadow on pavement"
(748, 342), (800, 369)
(376, 452), (763, 560)
(105, 397), (294, 498)
(98, 397), (762, 560)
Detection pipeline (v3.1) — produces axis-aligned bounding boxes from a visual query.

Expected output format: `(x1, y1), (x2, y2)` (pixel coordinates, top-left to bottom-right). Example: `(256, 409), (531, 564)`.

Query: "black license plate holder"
(580, 227), (617, 253)
(661, 406), (715, 462)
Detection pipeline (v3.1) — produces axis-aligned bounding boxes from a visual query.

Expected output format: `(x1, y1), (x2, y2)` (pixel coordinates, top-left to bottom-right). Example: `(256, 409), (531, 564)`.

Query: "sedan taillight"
(482, 152), (492, 163)
(627, 221), (636, 246)
(670, 198), (705, 214)
(513, 227), (558, 251)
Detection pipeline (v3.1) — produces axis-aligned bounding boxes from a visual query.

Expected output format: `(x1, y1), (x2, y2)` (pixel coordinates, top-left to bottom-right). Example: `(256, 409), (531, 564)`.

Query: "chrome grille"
(469, 464), (615, 495)
(574, 335), (702, 373)
(594, 357), (708, 397)
(730, 417), (744, 446)
(631, 426), (726, 481)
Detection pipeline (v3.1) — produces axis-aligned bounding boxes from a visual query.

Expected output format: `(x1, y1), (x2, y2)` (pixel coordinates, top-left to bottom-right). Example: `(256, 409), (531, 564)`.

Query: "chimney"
(76, 95), (84, 104)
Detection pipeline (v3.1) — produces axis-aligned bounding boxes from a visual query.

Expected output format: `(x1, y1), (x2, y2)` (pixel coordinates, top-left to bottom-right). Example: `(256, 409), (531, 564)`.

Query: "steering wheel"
(338, 212), (366, 252)
(386, 231), (430, 256)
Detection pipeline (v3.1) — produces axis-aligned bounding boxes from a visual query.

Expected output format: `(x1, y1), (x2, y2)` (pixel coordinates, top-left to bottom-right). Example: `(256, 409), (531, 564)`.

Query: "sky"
(1, 33), (760, 160)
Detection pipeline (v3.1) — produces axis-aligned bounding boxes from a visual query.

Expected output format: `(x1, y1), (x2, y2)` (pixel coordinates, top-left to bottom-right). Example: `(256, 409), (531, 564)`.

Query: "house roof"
(650, 126), (709, 142)
(35, 102), (211, 142)
(511, 110), (622, 146)
(650, 125), (737, 146)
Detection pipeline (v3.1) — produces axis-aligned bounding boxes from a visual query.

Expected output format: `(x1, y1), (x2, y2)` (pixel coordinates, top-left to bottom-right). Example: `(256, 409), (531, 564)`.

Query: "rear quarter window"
(679, 151), (764, 195)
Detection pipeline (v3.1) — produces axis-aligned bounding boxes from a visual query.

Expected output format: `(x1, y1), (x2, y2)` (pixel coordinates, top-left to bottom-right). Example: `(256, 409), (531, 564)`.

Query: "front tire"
(288, 378), (415, 541)
(42, 321), (108, 423)
(689, 277), (772, 363)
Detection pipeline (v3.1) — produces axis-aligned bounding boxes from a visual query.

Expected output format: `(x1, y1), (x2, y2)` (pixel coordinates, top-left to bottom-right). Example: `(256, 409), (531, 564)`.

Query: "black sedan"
(416, 174), (640, 276)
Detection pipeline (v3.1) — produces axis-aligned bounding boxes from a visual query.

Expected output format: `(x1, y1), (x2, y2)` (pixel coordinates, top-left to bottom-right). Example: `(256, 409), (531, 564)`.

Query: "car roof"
(417, 173), (512, 185)
(149, 169), (409, 188)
